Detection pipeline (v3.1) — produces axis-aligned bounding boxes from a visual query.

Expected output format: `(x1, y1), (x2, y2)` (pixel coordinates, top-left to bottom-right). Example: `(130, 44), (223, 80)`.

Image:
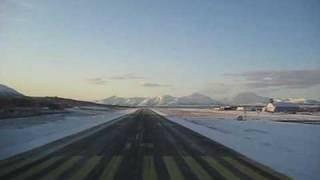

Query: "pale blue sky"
(1, 0), (319, 100)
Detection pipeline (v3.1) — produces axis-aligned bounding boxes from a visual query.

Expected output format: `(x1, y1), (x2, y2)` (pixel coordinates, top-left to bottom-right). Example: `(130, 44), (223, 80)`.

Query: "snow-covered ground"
(154, 108), (320, 180)
(158, 108), (320, 122)
(0, 108), (135, 160)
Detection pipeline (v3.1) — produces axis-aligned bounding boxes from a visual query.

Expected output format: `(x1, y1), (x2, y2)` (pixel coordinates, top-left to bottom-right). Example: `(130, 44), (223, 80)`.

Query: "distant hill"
(138, 95), (178, 106)
(100, 96), (146, 106)
(176, 93), (220, 105)
(230, 92), (270, 105)
(0, 84), (120, 109)
(0, 84), (24, 97)
(277, 98), (320, 105)
(229, 92), (320, 105)
(101, 93), (221, 106)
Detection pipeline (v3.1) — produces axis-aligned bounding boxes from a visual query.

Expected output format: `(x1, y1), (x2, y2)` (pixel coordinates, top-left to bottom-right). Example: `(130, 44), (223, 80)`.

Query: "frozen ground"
(158, 108), (320, 122)
(0, 107), (135, 160)
(154, 108), (320, 180)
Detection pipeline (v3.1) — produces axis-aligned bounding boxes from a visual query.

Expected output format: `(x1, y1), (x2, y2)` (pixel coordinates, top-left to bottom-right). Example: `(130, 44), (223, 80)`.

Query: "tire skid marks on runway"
(117, 121), (145, 179)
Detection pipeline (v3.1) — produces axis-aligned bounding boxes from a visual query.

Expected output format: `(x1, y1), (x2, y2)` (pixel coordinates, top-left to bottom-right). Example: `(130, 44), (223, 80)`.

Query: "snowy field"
(154, 108), (320, 180)
(0, 107), (135, 160)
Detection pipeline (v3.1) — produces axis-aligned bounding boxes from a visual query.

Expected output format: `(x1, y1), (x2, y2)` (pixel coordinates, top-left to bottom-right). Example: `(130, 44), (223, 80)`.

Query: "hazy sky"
(1, 0), (320, 100)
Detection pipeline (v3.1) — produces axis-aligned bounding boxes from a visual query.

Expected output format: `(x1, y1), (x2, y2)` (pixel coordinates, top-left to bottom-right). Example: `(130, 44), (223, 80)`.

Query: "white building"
(236, 107), (245, 111)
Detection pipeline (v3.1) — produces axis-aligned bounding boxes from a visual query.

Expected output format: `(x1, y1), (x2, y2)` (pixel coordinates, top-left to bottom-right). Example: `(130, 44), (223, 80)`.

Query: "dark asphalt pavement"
(0, 109), (290, 180)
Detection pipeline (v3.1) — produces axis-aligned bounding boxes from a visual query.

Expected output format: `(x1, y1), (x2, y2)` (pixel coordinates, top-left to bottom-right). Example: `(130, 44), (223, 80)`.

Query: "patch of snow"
(0, 84), (24, 97)
(0, 108), (135, 160)
(158, 108), (320, 122)
(153, 108), (320, 180)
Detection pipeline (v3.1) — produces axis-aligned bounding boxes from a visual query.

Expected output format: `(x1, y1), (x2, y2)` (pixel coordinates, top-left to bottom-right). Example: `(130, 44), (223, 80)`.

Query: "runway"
(0, 109), (290, 180)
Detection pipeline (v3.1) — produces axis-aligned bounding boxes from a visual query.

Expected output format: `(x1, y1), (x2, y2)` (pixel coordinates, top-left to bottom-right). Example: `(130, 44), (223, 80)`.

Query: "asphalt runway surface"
(0, 109), (290, 180)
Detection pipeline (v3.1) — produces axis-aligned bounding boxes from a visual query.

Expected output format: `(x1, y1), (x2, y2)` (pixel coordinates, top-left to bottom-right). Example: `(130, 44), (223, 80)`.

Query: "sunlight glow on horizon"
(1, 0), (320, 100)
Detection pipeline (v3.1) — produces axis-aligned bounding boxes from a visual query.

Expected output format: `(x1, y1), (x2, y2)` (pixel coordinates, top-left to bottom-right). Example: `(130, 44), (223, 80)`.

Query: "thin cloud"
(205, 83), (232, 94)
(86, 78), (108, 85)
(108, 73), (145, 80)
(140, 82), (171, 87)
(86, 73), (145, 85)
(0, 0), (35, 23)
(226, 69), (320, 89)
(12, 0), (34, 8)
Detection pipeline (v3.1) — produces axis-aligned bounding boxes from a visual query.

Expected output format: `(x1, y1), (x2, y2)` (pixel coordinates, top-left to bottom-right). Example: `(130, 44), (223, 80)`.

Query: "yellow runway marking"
(202, 156), (240, 180)
(163, 156), (185, 180)
(42, 156), (82, 180)
(69, 156), (102, 180)
(99, 156), (123, 180)
(223, 156), (268, 180)
(12, 156), (64, 180)
(0, 155), (48, 176)
(143, 156), (158, 180)
(183, 156), (214, 180)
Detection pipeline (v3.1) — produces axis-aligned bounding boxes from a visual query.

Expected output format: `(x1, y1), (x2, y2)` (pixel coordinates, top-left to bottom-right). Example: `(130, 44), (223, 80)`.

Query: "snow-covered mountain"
(101, 93), (220, 106)
(100, 96), (145, 106)
(138, 95), (178, 106)
(228, 92), (320, 105)
(277, 98), (320, 105)
(176, 93), (220, 105)
(230, 92), (270, 105)
(0, 84), (24, 97)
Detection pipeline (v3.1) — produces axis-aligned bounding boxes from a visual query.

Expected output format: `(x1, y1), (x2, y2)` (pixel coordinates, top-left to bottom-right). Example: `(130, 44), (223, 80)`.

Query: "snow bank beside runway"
(153, 108), (320, 180)
(0, 108), (135, 160)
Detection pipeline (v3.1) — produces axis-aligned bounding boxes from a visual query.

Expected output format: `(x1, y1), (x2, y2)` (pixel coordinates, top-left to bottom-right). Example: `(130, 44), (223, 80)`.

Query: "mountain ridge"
(101, 92), (320, 106)
(101, 93), (221, 106)
(0, 84), (24, 97)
